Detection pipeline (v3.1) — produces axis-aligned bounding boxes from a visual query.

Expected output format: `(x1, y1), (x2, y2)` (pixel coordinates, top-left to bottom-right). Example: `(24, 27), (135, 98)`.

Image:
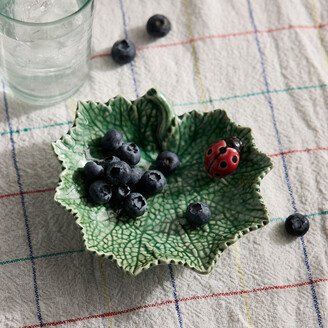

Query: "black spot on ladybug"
(219, 147), (227, 154)
(232, 156), (238, 163)
(207, 148), (213, 155)
(214, 173), (221, 177)
(220, 161), (227, 168)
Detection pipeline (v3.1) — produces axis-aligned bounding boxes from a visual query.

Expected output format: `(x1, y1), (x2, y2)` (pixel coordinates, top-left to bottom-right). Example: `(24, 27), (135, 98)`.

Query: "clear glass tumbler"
(0, 0), (94, 105)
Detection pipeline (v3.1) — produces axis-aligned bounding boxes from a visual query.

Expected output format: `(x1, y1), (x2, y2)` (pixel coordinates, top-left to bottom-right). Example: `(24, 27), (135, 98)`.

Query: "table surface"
(1, 0), (328, 327)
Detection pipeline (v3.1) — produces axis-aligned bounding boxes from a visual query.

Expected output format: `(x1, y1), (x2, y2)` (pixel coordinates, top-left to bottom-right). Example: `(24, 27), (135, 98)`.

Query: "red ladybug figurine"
(204, 137), (242, 178)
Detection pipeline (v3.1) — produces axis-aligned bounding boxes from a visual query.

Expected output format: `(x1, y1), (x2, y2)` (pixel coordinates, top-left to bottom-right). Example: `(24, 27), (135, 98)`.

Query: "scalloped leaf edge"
(52, 89), (273, 275)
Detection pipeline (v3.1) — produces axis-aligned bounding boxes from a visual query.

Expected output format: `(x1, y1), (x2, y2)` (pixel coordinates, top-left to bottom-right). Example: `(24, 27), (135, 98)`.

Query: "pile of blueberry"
(83, 128), (214, 226)
(84, 129), (182, 218)
(112, 14), (171, 65)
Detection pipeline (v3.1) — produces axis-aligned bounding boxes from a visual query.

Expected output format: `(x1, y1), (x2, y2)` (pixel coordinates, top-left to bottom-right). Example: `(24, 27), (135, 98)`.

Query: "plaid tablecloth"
(1, 0), (328, 327)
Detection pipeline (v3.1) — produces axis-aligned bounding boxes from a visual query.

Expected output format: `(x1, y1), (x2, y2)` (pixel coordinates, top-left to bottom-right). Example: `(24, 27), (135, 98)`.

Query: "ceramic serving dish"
(53, 89), (272, 275)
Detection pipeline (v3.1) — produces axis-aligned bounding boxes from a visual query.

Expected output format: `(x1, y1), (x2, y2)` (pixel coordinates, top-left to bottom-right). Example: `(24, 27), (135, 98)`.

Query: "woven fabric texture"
(0, 0), (328, 327)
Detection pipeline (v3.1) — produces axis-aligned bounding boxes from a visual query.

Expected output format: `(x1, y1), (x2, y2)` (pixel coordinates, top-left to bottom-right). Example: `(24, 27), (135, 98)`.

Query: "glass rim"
(0, 0), (93, 27)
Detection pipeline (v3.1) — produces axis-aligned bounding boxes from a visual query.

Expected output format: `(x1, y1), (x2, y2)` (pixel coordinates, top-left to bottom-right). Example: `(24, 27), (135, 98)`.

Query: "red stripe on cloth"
(91, 22), (328, 60)
(22, 299), (176, 328)
(269, 147), (328, 157)
(21, 278), (328, 328)
(0, 188), (55, 200)
(262, 23), (328, 34)
(178, 278), (328, 302)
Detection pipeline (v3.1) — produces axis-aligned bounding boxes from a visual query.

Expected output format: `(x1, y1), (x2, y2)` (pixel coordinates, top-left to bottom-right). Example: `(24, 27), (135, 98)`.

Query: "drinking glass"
(0, 0), (94, 105)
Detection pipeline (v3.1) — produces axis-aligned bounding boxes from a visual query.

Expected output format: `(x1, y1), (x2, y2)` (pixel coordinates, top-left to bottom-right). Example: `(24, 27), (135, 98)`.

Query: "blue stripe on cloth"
(168, 264), (184, 328)
(117, 1), (182, 326)
(118, 0), (140, 97)
(245, 2), (323, 327)
(300, 236), (323, 325)
(1, 81), (43, 326)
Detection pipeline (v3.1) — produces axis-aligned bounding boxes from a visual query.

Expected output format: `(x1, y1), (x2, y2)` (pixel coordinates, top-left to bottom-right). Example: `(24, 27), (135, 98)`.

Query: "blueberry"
(111, 39), (136, 65)
(226, 137), (243, 152)
(106, 161), (131, 185)
(112, 184), (131, 205)
(285, 213), (309, 237)
(84, 161), (104, 181)
(100, 155), (120, 170)
(101, 129), (123, 154)
(124, 192), (147, 218)
(128, 167), (144, 188)
(154, 151), (180, 176)
(88, 180), (112, 204)
(116, 142), (141, 166)
(146, 14), (171, 38)
(138, 170), (166, 196)
(186, 202), (211, 227)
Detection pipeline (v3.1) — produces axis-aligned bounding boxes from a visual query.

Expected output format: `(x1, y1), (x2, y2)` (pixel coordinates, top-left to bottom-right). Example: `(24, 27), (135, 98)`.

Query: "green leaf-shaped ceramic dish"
(53, 89), (272, 275)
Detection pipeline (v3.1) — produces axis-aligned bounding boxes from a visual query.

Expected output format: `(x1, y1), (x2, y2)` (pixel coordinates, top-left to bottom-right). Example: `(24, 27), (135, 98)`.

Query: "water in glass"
(0, 0), (93, 104)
